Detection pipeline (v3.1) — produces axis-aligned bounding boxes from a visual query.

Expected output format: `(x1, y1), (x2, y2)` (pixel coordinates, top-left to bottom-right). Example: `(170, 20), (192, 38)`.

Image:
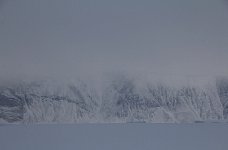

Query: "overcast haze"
(0, 0), (228, 80)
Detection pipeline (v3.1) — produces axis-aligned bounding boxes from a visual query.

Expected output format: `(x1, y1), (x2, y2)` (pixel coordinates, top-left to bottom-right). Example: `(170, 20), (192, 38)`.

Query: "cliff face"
(0, 75), (227, 123)
(216, 78), (228, 119)
(0, 80), (99, 123)
(101, 75), (224, 123)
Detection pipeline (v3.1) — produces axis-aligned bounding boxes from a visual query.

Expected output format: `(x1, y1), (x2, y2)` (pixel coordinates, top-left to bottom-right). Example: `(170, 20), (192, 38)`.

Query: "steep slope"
(101, 75), (223, 123)
(216, 77), (228, 119)
(0, 75), (227, 123)
(0, 80), (99, 123)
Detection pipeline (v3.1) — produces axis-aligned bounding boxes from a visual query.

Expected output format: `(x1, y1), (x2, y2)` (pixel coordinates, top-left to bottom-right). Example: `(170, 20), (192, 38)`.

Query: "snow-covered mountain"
(0, 74), (228, 123)
(0, 79), (99, 123)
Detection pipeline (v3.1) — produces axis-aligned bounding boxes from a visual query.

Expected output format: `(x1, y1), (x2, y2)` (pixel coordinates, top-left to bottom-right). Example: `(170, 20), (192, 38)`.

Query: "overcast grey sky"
(0, 0), (228, 79)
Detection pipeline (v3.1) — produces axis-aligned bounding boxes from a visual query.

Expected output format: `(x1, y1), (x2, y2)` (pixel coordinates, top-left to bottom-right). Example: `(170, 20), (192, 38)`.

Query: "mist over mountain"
(1, 0), (228, 123)
(0, 73), (227, 123)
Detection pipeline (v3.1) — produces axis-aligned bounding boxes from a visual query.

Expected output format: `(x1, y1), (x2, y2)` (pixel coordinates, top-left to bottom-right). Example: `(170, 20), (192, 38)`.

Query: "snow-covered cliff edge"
(0, 75), (227, 123)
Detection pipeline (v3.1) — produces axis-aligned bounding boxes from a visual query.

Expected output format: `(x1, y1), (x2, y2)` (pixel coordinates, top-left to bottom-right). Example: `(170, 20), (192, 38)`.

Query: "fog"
(0, 0), (228, 80)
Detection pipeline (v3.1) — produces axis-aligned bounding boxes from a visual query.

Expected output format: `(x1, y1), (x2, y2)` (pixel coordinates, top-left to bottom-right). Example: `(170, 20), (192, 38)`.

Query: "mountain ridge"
(0, 75), (228, 123)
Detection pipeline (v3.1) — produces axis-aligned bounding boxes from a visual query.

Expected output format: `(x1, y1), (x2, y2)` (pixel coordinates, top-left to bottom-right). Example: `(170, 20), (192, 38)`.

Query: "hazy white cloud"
(0, 0), (228, 80)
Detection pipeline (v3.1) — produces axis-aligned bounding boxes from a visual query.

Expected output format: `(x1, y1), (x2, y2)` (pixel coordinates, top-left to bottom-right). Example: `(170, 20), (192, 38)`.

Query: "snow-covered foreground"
(1, 74), (228, 123)
(0, 123), (228, 150)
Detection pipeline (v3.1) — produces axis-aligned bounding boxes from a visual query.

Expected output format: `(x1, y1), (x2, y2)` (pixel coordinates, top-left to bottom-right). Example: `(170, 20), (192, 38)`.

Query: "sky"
(0, 0), (228, 80)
